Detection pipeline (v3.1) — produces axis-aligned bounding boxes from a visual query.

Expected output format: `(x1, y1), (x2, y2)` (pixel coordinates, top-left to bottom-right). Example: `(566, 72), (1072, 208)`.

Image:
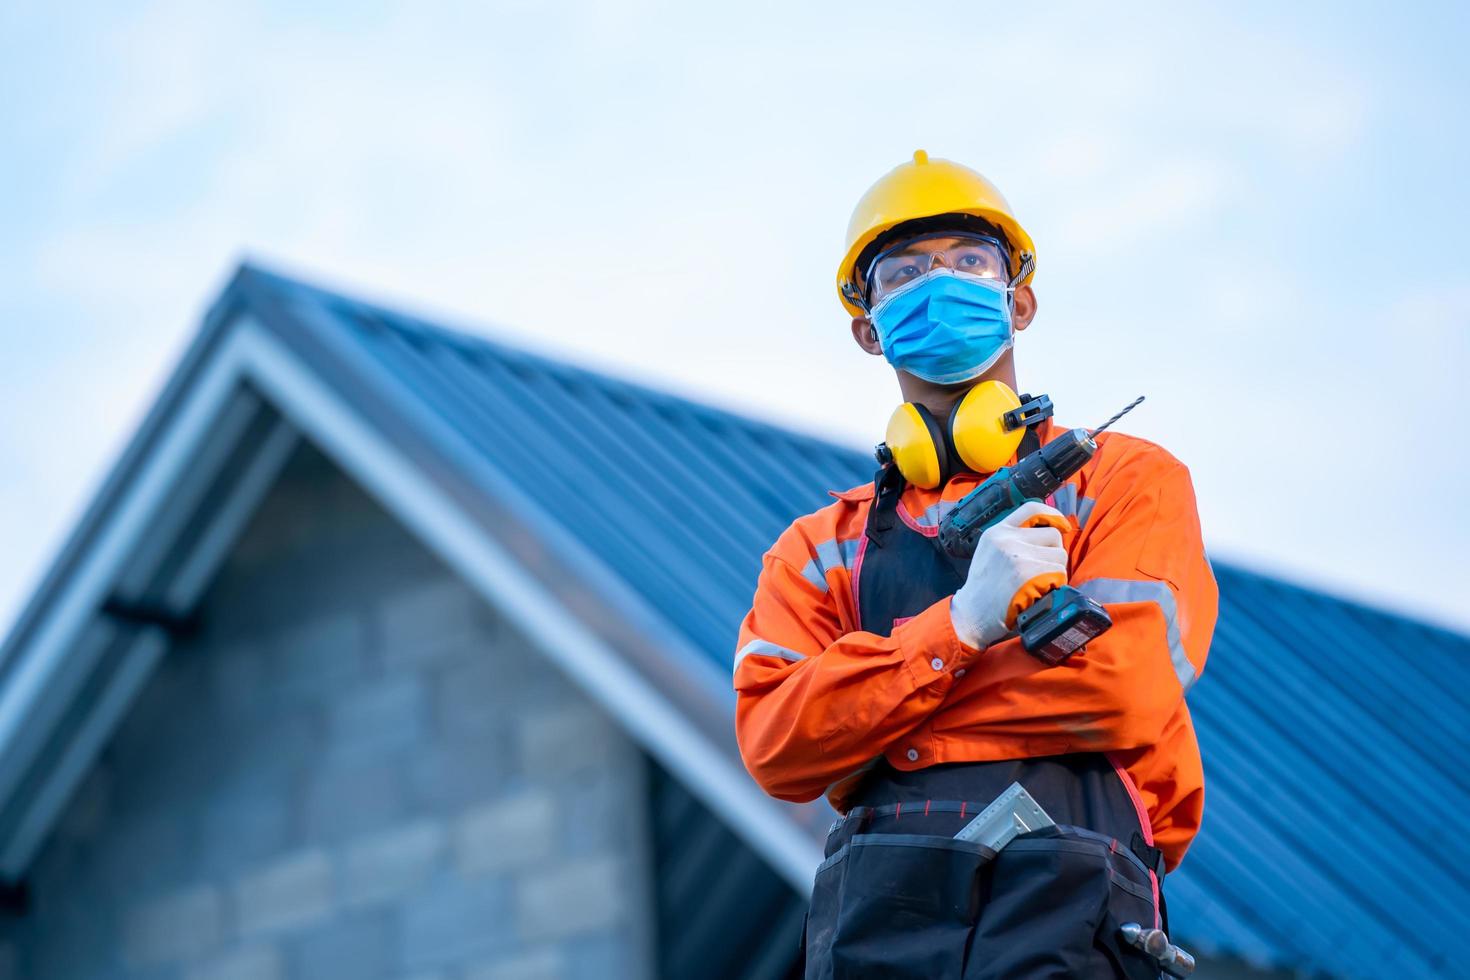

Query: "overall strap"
(864, 462), (906, 545)
(1016, 421), (1042, 462)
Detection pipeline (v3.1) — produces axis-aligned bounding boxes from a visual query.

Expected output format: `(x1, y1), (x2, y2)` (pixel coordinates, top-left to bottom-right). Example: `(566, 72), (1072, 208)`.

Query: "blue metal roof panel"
(233, 265), (1469, 978)
(277, 279), (871, 678)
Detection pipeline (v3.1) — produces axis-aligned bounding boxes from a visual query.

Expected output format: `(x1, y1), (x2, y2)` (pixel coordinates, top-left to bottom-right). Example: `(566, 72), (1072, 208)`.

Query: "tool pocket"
(966, 826), (1160, 979)
(802, 844), (846, 980)
(810, 833), (995, 980)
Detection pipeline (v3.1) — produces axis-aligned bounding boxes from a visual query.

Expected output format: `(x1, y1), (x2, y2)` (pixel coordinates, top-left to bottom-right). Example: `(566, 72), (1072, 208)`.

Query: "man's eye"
(959, 254), (981, 267)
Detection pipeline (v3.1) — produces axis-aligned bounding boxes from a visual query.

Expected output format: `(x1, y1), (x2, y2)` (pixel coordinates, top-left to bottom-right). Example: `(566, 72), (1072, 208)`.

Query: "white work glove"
(950, 500), (1071, 649)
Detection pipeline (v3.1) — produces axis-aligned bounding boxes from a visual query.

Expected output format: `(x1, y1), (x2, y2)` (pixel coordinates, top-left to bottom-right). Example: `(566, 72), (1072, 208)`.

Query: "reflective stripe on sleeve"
(1075, 578), (1197, 692)
(733, 638), (807, 674)
(911, 500), (956, 529)
(800, 537), (862, 592)
(1049, 484), (1098, 530)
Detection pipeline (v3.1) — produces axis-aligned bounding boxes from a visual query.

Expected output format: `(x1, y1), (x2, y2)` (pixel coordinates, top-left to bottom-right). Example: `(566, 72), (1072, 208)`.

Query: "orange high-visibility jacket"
(733, 419), (1217, 871)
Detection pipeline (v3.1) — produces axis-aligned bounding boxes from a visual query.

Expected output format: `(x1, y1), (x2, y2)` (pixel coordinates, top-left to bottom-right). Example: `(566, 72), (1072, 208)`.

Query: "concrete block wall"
(0, 444), (656, 979)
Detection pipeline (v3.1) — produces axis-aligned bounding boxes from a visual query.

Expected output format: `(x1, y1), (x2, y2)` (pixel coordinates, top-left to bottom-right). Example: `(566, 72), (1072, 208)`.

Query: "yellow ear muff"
(950, 380), (1026, 473)
(883, 402), (944, 489)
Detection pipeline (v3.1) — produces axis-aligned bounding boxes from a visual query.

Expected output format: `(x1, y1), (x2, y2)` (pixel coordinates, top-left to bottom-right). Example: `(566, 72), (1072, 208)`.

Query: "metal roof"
(3, 263), (1467, 977)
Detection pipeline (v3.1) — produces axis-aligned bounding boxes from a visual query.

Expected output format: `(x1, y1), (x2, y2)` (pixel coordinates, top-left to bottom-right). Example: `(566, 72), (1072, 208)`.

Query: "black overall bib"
(802, 429), (1167, 980)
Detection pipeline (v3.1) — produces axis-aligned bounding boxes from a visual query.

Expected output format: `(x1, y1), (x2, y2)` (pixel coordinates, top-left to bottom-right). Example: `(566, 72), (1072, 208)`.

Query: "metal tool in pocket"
(952, 781), (1056, 850)
(1119, 922), (1196, 977)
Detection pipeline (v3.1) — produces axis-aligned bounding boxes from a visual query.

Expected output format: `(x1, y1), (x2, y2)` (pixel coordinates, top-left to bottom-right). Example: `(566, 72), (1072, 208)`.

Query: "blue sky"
(2, 0), (1468, 634)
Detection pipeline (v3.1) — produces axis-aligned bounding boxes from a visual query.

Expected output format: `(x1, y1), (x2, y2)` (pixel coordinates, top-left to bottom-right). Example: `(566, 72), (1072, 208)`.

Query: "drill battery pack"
(1016, 585), (1112, 665)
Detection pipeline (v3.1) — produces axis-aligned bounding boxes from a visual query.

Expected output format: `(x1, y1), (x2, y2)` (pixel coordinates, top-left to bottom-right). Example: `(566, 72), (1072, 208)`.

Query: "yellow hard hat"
(837, 149), (1036, 316)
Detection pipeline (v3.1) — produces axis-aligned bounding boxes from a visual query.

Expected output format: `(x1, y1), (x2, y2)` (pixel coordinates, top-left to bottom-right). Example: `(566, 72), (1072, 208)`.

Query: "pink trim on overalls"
(850, 533), (870, 628)
(1107, 752), (1162, 928)
(895, 501), (940, 537)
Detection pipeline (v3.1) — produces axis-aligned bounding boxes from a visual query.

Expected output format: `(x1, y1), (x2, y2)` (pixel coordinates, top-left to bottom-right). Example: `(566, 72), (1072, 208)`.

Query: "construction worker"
(733, 150), (1217, 978)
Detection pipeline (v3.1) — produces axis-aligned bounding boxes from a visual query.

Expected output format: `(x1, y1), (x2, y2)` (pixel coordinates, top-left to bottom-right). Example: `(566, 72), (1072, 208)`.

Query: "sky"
(1, 0), (1468, 637)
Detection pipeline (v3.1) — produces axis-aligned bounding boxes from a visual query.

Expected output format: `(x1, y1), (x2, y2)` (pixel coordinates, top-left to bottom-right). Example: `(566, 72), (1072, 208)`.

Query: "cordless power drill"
(938, 396), (1144, 665)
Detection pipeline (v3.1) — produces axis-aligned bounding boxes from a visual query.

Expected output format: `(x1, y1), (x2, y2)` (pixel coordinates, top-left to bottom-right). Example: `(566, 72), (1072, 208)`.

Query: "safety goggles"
(863, 233), (1012, 305)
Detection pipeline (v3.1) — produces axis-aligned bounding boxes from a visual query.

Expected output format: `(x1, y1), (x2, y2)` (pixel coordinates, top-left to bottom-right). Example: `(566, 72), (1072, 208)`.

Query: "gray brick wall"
(0, 444), (656, 979)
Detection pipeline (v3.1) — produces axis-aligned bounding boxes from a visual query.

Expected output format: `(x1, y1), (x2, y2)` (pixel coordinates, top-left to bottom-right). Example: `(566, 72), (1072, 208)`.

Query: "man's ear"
(1012, 285), (1037, 332)
(851, 316), (884, 355)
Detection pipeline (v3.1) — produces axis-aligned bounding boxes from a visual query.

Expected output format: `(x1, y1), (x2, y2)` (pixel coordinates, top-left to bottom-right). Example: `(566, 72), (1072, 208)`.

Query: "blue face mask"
(870, 269), (1014, 385)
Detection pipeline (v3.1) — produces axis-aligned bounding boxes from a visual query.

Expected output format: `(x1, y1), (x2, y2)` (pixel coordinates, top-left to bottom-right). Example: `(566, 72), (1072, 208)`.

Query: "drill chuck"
(1007, 429), (1095, 501)
(1037, 429), (1095, 488)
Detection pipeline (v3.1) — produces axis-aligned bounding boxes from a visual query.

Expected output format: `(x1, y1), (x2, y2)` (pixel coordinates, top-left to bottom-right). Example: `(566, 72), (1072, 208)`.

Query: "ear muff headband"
(882, 381), (1027, 488)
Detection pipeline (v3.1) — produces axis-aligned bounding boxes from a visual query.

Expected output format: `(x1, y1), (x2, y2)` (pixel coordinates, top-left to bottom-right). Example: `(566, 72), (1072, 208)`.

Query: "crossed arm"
(732, 448), (1217, 804)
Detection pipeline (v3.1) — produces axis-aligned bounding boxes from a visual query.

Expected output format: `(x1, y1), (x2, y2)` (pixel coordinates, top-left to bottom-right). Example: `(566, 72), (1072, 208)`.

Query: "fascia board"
(0, 329), (263, 809)
(0, 417), (300, 876)
(0, 276), (248, 674)
(0, 629), (168, 876)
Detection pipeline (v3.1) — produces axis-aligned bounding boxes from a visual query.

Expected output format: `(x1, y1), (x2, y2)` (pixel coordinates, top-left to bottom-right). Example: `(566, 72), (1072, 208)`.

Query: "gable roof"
(2, 263), (1467, 976)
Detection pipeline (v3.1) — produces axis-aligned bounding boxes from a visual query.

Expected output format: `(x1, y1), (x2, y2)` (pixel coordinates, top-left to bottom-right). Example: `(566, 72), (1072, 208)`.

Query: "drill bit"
(1092, 396), (1145, 436)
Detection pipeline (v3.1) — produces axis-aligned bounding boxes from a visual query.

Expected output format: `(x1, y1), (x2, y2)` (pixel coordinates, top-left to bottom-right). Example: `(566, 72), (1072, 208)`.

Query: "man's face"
(849, 230), (1038, 386)
(861, 233), (1010, 308)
